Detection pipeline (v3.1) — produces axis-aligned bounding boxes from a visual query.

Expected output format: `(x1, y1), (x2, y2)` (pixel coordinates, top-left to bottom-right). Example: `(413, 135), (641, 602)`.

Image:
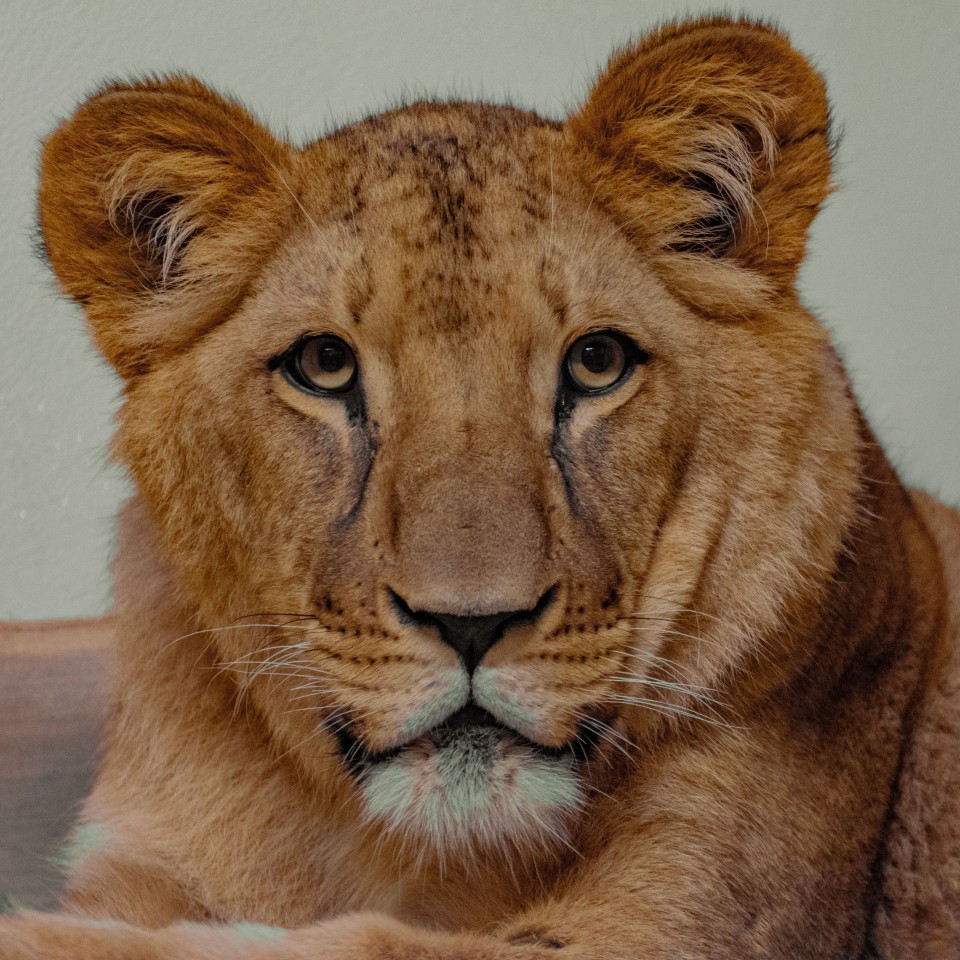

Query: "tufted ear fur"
(569, 17), (834, 313)
(39, 75), (299, 376)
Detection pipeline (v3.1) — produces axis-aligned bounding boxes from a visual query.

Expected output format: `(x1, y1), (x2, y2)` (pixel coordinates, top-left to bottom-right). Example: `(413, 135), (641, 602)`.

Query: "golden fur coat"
(3, 16), (959, 960)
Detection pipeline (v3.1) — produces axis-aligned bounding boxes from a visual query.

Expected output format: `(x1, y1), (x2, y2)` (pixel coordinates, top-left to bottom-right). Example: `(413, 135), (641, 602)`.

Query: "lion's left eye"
(565, 332), (635, 393)
(281, 335), (357, 394)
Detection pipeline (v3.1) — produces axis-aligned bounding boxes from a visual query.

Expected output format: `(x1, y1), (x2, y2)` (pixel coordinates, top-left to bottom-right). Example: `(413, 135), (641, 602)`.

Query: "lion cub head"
(39, 18), (859, 854)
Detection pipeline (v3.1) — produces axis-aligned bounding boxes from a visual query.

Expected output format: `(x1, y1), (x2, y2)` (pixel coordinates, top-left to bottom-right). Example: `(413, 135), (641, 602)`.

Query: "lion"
(3, 15), (959, 960)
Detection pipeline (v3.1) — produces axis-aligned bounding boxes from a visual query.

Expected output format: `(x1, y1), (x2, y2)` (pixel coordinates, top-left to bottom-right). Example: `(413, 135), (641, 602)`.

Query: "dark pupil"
(317, 343), (346, 372)
(581, 339), (614, 373)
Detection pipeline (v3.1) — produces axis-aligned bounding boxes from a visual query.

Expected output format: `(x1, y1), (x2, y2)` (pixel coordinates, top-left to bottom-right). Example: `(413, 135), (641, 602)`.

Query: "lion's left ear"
(569, 17), (833, 303)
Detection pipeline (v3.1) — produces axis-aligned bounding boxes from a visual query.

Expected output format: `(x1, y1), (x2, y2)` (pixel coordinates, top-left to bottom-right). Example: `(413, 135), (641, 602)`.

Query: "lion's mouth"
(340, 701), (593, 850)
(332, 701), (598, 775)
(437, 701), (497, 733)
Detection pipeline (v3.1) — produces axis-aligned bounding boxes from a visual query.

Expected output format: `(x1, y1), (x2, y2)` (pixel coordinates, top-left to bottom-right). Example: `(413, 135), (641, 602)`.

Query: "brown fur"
(5, 16), (959, 959)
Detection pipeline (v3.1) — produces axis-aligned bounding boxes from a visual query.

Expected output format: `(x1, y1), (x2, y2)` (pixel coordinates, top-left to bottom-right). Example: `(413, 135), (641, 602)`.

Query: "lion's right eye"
(280, 335), (358, 394)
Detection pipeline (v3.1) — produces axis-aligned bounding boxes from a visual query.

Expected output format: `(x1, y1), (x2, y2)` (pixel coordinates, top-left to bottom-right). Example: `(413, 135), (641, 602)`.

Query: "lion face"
(114, 109), (693, 850)
(40, 22), (859, 854)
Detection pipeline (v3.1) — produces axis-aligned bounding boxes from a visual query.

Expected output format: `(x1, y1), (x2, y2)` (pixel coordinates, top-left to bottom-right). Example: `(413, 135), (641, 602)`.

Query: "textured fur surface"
(4, 15), (959, 960)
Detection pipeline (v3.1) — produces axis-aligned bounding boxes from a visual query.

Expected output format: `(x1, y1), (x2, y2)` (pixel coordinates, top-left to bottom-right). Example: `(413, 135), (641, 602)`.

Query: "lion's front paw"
(284, 913), (565, 960)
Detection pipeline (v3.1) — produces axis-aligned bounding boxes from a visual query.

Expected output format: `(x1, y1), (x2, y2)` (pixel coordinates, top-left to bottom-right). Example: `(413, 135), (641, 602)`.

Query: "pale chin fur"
(359, 725), (584, 855)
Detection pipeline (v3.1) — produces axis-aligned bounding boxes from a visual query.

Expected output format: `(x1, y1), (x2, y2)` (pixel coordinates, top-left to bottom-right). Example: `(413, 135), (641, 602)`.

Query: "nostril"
(501, 584), (557, 633)
(388, 588), (432, 628)
(388, 585), (557, 673)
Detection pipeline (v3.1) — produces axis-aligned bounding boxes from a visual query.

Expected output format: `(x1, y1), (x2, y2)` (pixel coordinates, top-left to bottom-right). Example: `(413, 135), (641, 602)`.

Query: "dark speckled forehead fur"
(296, 103), (570, 335)
(323, 102), (561, 233)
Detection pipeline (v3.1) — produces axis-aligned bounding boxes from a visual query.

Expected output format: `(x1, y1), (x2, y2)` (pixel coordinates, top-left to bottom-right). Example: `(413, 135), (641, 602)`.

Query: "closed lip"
(330, 702), (601, 776)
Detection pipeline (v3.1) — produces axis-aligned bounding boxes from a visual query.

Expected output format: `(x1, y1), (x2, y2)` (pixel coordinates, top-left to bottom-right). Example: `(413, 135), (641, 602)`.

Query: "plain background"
(1, 0), (958, 620)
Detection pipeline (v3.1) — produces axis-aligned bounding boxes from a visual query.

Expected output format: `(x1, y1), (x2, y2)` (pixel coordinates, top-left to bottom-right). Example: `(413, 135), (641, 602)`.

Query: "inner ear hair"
(673, 166), (756, 258)
(109, 189), (196, 286)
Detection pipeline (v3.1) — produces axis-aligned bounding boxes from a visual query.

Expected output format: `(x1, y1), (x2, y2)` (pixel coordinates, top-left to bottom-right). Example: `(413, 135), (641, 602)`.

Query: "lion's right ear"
(569, 18), (834, 316)
(39, 76), (298, 376)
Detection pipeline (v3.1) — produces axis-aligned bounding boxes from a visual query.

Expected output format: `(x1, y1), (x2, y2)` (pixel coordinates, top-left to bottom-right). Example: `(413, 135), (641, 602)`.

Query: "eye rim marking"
(563, 329), (650, 396)
(270, 333), (358, 396)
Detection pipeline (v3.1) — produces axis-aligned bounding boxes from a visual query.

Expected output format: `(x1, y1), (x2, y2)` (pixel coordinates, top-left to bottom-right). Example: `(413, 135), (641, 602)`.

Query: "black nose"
(391, 588), (555, 672)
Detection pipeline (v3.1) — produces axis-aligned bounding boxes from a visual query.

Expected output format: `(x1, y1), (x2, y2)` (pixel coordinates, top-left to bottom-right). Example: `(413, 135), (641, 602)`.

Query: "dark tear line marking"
(336, 388), (378, 529)
(551, 385), (585, 520)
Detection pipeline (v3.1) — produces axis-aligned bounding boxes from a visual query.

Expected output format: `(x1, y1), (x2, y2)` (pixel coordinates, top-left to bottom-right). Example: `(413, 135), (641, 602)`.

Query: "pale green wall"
(1, 0), (958, 620)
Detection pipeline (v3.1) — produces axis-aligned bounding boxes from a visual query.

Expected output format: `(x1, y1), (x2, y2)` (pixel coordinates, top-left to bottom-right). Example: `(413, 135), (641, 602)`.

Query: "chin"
(352, 707), (587, 856)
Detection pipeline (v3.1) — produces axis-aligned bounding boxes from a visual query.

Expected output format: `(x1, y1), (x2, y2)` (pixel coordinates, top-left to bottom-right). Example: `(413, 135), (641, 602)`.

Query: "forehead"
(251, 102), (667, 354)
(321, 102), (563, 247)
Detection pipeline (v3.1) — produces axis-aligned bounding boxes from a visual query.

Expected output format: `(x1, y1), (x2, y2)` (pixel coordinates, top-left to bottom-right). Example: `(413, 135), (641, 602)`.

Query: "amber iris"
(284, 335), (357, 393)
(565, 333), (629, 393)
